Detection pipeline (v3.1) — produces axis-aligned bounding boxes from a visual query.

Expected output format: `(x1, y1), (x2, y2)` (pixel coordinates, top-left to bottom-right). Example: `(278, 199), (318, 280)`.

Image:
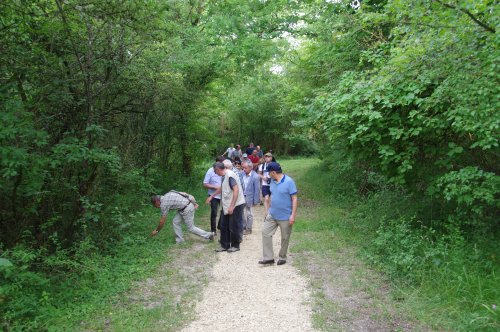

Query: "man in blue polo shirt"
(259, 162), (298, 266)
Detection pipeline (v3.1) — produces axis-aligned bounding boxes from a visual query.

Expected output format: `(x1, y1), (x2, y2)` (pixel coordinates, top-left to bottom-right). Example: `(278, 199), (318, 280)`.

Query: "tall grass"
(283, 158), (499, 331)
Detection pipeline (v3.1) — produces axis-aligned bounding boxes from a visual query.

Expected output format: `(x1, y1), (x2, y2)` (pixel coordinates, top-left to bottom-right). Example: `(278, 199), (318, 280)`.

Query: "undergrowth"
(285, 158), (499, 331)
(0, 164), (213, 331)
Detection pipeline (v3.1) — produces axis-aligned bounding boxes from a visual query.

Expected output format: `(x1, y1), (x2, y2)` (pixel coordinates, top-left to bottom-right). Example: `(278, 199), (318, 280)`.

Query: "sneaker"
(227, 247), (240, 253)
(215, 247), (227, 252)
(243, 229), (252, 235)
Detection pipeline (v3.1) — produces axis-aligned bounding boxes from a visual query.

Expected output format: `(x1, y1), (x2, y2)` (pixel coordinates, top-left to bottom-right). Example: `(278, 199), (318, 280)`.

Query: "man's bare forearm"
(156, 216), (167, 231)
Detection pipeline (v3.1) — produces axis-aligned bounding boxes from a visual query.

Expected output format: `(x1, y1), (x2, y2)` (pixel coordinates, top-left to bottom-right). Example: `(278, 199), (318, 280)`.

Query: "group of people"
(149, 142), (298, 266)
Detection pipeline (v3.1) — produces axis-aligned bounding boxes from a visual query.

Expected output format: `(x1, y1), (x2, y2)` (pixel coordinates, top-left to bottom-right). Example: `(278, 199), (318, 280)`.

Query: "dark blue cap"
(267, 162), (282, 172)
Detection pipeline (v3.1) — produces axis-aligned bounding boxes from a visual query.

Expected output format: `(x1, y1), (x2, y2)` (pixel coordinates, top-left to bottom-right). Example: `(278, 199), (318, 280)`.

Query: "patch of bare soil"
(126, 239), (217, 318)
(294, 233), (430, 332)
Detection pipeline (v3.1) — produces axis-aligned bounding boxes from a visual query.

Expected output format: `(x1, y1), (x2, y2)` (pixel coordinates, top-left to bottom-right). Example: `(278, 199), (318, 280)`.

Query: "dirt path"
(181, 205), (316, 332)
(79, 160), (428, 331)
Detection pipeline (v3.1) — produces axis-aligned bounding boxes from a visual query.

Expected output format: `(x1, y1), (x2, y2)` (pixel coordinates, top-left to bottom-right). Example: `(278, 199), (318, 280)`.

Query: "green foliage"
(0, 207), (165, 331)
(437, 167), (499, 217)
(368, 215), (499, 330)
(0, 0), (246, 251)
(285, 10), (500, 330)
(368, 217), (436, 280)
(291, 0), (499, 234)
(1, 0), (498, 330)
(0, 157), (211, 330)
(213, 68), (296, 153)
(0, 1), (230, 328)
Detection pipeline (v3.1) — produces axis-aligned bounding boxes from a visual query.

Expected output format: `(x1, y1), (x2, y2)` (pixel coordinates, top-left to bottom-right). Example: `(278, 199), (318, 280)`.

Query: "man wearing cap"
(267, 150), (276, 162)
(259, 162), (298, 266)
(150, 191), (214, 243)
(258, 152), (273, 215)
(206, 162), (246, 252)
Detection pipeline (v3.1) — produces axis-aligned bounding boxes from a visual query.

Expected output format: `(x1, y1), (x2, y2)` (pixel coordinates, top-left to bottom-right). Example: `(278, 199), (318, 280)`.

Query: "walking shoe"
(277, 259), (286, 265)
(227, 247), (240, 253)
(258, 259), (275, 265)
(208, 232), (215, 241)
(243, 229), (252, 235)
(215, 247), (227, 252)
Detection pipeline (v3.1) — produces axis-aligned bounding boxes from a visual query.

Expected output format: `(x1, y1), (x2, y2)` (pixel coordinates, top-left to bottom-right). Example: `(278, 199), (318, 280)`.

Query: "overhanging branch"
(434, 0), (495, 33)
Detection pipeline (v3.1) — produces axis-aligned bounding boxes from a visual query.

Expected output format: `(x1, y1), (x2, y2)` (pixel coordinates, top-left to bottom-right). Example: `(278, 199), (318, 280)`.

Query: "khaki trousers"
(261, 213), (292, 261)
(172, 205), (212, 243)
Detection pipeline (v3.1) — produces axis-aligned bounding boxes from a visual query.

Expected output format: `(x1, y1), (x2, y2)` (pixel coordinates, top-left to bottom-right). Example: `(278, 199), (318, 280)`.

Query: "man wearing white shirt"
(203, 158), (223, 235)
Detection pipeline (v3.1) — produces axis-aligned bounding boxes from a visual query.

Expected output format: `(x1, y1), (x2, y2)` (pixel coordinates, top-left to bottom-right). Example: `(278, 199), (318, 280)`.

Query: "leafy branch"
(434, 0), (495, 33)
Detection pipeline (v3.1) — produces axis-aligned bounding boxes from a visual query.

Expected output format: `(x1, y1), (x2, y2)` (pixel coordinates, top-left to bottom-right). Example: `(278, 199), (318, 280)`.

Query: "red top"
(248, 155), (260, 164)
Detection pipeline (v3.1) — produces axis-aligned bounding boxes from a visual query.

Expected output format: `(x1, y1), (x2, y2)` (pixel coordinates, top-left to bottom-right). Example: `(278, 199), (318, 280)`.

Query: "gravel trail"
(181, 205), (316, 332)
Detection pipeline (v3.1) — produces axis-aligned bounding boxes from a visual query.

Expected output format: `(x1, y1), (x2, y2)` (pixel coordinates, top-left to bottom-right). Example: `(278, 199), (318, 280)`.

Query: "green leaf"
(0, 258), (13, 267)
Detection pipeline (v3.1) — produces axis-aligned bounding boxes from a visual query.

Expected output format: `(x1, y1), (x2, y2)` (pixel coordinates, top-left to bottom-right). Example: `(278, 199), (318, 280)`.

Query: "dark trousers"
(220, 204), (244, 249)
(209, 197), (221, 232)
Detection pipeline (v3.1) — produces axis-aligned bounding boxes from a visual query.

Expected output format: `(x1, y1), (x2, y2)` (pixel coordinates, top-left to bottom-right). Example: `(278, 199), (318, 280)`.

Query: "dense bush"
(296, 0), (499, 234)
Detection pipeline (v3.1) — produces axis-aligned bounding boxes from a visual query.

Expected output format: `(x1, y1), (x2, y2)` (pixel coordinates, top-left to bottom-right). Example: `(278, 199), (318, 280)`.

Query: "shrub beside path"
(181, 205), (316, 332)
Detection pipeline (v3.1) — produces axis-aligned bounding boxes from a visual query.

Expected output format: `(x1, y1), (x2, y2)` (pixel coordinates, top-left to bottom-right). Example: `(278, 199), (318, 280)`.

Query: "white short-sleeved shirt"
(203, 167), (222, 199)
(258, 163), (270, 186)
